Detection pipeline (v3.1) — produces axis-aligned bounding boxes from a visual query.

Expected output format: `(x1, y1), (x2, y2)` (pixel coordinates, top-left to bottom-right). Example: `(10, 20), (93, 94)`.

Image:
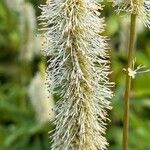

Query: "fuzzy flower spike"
(38, 0), (113, 149)
(113, 0), (150, 28)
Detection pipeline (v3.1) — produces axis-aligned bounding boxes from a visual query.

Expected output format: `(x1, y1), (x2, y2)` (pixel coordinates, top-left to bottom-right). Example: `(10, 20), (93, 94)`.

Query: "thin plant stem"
(123, 14), (137, 150)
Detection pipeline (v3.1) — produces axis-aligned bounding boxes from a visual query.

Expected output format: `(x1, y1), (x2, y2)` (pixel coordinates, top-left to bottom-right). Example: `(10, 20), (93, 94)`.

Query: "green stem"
(123, 14), (137, 150)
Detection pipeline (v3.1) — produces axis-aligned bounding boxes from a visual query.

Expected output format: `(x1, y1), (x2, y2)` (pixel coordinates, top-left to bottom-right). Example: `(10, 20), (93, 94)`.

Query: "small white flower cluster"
(113, 0), (150, 28)
(39, 0), (113, 149)
(124, 58), (150, 79)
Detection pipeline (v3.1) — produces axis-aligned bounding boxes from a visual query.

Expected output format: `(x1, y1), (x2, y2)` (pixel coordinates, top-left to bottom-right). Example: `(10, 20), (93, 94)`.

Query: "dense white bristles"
(113, 0), (150, 28)
(39, 0), (113, 149)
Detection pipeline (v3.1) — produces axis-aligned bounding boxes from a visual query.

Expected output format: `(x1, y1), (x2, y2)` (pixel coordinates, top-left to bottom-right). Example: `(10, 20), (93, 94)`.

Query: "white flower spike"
(113, 0), (150, 28)
(39, 0), (113, 149)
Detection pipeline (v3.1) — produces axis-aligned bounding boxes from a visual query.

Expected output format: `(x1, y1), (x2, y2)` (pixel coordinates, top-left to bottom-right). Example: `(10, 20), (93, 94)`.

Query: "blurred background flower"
(0, 0), (150, 150)
(28, 72), (55, 123)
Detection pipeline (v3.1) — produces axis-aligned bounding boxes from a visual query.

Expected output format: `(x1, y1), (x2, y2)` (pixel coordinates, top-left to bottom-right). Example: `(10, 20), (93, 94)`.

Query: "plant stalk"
(123, 14), (137, 150)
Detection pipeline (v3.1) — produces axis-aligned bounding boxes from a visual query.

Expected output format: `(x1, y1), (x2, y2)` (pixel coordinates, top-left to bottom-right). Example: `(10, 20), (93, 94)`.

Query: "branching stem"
(123, 14), (137, 150)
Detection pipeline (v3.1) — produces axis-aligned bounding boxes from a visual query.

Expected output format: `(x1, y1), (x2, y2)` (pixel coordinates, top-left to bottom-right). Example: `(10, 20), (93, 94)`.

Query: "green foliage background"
(0, 0), (150, 150)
